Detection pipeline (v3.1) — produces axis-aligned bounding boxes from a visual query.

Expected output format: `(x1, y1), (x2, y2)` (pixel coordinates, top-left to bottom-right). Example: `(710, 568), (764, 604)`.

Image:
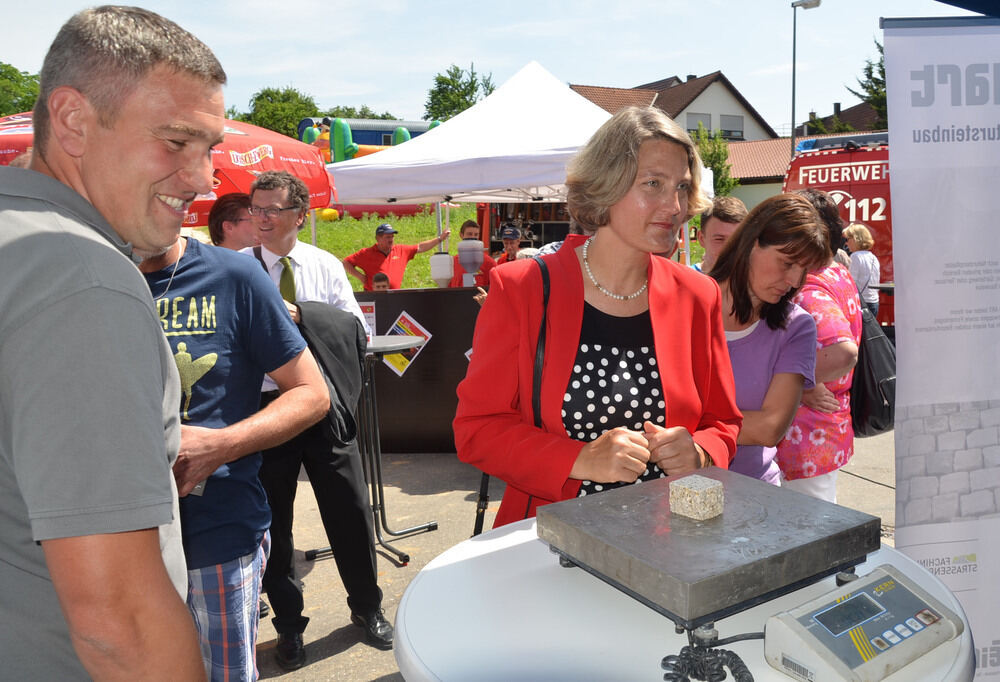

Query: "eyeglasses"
(248, 205), (298, 219)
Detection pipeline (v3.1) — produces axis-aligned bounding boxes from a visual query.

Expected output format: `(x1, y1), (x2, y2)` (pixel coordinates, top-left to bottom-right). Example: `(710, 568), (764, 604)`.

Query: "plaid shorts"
(187, 533), (269, 681)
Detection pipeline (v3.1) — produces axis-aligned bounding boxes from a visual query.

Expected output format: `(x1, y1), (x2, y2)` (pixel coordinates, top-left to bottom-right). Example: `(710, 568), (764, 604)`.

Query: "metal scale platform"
(536, 468), (881, 630)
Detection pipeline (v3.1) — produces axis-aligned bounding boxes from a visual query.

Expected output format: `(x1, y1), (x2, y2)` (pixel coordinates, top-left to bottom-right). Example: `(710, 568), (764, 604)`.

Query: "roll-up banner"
(885, 15), (1000, 676)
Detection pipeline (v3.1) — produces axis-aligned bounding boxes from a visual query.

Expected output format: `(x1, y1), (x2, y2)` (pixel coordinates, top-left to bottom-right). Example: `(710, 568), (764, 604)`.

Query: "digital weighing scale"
(765, 564), (964, 681)
(536, 469), (965, 681)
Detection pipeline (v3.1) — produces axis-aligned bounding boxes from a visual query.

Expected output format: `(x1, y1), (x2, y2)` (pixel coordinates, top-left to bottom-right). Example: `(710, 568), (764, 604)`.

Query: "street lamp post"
(791, 0), (821, 158)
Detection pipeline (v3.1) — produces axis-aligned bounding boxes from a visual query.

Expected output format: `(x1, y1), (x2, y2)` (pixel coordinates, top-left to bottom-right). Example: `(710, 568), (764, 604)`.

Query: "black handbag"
(850, 307), (896, 437)
(472, 256), (549, 536)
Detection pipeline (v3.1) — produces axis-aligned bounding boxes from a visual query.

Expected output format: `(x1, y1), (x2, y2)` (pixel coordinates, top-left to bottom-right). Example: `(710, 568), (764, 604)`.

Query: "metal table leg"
(306, 351), (437, 565)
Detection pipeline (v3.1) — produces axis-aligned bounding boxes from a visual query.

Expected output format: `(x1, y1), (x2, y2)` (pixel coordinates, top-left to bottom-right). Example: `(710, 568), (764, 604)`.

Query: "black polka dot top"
(562, 303), (666, 497)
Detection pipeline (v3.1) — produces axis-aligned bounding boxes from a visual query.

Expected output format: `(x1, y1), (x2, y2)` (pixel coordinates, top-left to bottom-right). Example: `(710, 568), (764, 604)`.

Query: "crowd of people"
(0, 5), (883, 681)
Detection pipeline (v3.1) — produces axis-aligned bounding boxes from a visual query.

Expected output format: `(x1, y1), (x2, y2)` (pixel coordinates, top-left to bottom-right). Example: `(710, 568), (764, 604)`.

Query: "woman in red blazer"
(454, 107), (742, 528)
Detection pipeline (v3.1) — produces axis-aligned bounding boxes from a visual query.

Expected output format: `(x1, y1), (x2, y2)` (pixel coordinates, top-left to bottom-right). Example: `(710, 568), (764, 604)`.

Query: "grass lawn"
(308, 204), (478, 291)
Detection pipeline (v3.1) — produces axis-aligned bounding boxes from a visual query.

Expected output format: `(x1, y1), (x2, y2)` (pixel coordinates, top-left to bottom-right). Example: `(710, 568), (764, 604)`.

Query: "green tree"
(0, 62), (39, 117)
(241, 86), (317, 137)
(324, 105), (397, 120)
(423, 63), (494, 121)
(807, 115), (855, 135)
(694, 123), (738, 197)
(847, 40), (887, 130)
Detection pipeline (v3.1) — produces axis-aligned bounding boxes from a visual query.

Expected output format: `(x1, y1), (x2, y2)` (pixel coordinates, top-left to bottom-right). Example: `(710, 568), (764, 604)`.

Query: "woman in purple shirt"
(708, 194), (828, 483)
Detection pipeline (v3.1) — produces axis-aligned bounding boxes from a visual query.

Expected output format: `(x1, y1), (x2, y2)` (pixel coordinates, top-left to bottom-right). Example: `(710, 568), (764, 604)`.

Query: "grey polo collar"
(0, 165), (139, 263)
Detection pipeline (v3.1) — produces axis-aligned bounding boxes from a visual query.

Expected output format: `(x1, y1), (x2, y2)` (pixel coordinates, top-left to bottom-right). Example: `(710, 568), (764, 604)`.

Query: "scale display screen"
(814, 593), (885, 636)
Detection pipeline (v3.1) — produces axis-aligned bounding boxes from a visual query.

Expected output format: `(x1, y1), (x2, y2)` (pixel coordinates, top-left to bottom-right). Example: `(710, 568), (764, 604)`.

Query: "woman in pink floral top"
(776, 189), (863, 502)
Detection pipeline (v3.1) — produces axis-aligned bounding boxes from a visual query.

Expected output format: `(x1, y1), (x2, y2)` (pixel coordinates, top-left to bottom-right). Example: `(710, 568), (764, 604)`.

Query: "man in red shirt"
(344, 223), (449, 290)
(448, 220), (496, 288)
(495, 225), (522, 265)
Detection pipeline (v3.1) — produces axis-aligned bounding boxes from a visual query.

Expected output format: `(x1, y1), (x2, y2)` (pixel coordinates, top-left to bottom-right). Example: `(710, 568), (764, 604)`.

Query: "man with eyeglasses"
(246, 170), (392, 669)
(208, 192), (257, 250)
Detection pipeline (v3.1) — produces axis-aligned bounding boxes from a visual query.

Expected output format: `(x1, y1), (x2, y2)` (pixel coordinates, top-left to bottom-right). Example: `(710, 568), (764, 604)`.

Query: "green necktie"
(279, 256), (296, 303)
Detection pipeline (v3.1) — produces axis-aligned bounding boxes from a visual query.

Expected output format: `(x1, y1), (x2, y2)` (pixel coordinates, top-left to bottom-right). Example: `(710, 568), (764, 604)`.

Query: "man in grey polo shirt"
(0, 6), (226, 679)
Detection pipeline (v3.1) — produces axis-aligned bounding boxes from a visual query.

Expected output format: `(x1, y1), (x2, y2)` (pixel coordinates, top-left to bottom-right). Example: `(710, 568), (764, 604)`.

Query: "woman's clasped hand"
(571, 423), (705, 484)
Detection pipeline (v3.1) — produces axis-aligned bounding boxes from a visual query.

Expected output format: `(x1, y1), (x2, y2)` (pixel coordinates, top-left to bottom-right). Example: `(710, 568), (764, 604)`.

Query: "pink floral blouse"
(776, 263), (863, 480)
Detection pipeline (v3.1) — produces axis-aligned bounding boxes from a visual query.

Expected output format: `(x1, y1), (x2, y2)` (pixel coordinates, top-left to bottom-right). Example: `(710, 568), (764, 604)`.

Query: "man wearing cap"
(495, 226), (522, 265)
(344, 222), (450, 290)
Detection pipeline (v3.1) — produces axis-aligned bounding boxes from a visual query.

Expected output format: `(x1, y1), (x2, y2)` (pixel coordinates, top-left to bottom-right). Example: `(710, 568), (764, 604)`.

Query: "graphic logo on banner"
(382, 311), (430, 377)
(359, 302), (376, 342)
(229, 144), (274, 167)
(910, 63), (1000, 107)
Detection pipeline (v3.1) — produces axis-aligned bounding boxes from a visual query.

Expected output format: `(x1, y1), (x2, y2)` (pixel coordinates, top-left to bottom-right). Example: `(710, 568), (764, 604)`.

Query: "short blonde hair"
(566, 106), (710, 231)
(843, 223), (874, 250)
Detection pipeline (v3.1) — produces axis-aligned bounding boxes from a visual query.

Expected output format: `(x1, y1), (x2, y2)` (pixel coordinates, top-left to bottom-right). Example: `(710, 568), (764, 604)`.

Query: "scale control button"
(917, 609), (939, 625)
(871, 637), (890, 651)
(905, 617), (923, 631)
(895, 624), (913, 638)
(883, 630), (902, 644)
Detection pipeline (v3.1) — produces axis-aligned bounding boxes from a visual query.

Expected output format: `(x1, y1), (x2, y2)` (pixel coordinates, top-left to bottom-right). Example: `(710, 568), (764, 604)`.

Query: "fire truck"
(782, 132), (893, 326)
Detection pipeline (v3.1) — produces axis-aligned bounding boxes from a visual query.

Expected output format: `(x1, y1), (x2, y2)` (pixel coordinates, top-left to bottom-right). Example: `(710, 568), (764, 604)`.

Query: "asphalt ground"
(255, 430), (896, 681)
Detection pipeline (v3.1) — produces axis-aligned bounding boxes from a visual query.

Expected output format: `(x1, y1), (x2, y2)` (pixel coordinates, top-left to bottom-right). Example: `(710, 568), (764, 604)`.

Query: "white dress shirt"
(247, 239), (370, 391)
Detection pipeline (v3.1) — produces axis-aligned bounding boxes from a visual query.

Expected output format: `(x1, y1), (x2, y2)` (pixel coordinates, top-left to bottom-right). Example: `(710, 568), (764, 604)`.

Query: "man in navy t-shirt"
(140, 236), (329, 680)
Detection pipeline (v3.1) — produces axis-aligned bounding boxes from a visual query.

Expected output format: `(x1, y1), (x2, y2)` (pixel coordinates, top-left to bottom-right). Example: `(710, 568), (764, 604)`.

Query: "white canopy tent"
(327, 61), (612, 204)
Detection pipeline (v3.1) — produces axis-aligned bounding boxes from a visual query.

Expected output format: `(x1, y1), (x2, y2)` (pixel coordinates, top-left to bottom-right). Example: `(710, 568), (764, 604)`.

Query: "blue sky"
(5, 1), (979, 135)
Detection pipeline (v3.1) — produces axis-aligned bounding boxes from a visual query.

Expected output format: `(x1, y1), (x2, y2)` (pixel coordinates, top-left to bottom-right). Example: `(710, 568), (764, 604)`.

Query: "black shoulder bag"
(472, 257), (549, 536)
(850, 305), (896, 438)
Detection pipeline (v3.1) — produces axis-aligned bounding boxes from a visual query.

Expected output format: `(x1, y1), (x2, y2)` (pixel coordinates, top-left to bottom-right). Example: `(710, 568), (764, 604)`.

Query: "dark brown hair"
(795, 188), (844, 256)
(700, 195), (747, 228)
(207, 192), (250, 245)
(711, 193), (829, 329)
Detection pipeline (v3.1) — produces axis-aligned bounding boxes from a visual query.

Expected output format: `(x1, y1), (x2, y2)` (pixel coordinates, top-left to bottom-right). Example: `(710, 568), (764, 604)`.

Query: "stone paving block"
(908, 476), (939, 499)
(970, 467), (1000, 492)
(981, 407), (1000, 427)
(984, 445), (1000, 468)
(923, 415), (950, 435)
(897, 418), (925, 438)
(940, 471), (970, 495)
(960, 401), (991, 410)
(961, 490), (996, 517)
(933, 493), (960, 523)
(949, 411), (981, 432)
(938, 430), (967, 452)
(967, 427), (999, 448)
(904, 499), (934, 525)
(935, 403), (960, 415)
(954, 449), (983, 472)
(899, 454), (928, 478)
(926, 452), (954, 477)
(906, 404), (934, 419)
(909, 434), (937, 456)
(896, 479), (909, 504)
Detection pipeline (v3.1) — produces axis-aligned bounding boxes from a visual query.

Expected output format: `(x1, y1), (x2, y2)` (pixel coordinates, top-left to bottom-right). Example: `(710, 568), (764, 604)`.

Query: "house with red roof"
(572, 71), (777, 142)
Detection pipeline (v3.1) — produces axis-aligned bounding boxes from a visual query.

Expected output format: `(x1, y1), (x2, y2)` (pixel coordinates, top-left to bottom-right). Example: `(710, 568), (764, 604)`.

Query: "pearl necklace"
(582, 237), (648, 301)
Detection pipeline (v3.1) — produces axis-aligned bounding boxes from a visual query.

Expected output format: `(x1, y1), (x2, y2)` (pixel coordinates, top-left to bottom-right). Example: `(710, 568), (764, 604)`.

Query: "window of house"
(382, 133), (394, 145)
(686, 113), (711, 136)
(720, 114), (744, 140)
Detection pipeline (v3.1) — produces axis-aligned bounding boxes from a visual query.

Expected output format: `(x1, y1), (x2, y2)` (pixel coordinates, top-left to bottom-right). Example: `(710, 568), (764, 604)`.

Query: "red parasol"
(0, 113), (333, 227)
